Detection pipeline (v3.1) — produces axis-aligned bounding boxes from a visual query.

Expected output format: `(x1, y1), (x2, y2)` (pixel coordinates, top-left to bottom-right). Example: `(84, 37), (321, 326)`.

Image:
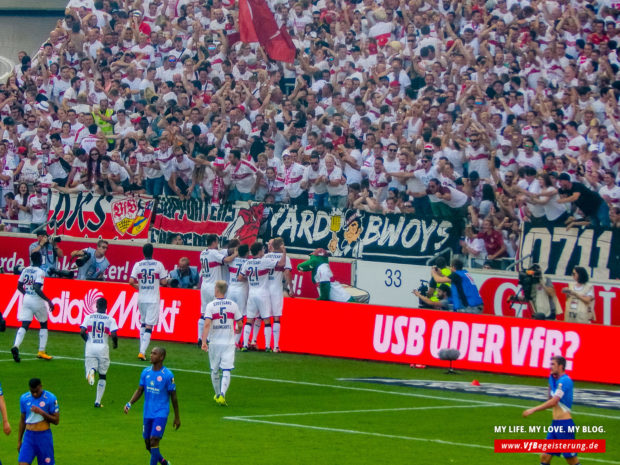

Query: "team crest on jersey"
(111, 197), (153, 237)
(157, 376), (162, 382)
(156, 425), (162, 432)
(39, 401), (45, 407)
(339, 378), (620, 410)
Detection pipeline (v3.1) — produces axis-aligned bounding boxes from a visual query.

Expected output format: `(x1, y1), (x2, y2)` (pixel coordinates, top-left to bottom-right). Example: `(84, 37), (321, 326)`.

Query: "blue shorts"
(18, 429), (55, 464)
(143, 417), (168, 440)
(546, 419), (578, 458)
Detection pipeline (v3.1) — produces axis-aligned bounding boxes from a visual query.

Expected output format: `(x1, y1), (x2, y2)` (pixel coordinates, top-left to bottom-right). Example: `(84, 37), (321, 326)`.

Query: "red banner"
(47, 192), (154, 240)
(279, 299), (620, 384)
(479, 277), (620, 326)
(1, 274), (618, 383)
(0, 236), (353, 299)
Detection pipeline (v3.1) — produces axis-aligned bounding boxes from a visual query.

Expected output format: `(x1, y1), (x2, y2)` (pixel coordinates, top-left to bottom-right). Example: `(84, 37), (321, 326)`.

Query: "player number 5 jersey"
(204, 298), (241, 345)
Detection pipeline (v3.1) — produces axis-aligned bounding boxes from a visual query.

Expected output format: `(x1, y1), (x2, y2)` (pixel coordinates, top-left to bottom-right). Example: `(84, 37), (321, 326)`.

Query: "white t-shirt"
(199, 248), (226, 288)
(325, 166), (348, 196)
(81, 312), (118, 358)
(264, 252), (292, 297)
(204, 298), (241, 345)
(314, 263), (350, 302)
(241, 255), (280, 294)
(130, 259), (168, 303)
(18, 266), (46, 304)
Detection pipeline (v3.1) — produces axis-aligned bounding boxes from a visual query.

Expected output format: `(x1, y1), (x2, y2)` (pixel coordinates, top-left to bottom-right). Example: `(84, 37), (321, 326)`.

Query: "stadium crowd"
(0, 0), (620, 269)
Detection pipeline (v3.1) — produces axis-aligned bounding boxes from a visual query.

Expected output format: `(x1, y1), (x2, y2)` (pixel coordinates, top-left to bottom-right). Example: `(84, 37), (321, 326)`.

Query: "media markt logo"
(338, 378), (620, 410)
(82, 288), (104, 315)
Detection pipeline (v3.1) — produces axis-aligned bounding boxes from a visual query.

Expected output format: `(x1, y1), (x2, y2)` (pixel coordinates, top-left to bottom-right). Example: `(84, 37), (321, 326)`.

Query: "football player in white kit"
(227, 243), (250, 347)
(240, 241), (287, 352)
(11, 252), (55, 362)
(265, 237), (293, 352)
(201, 280), (243, 406)
(129, 243), (168, 361)
(197, 234), (237, 346)
(80, 297), (118, 408)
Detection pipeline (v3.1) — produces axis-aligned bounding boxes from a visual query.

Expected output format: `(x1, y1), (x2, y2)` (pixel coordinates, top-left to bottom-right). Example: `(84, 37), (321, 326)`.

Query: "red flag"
(238, 0), (296, 63)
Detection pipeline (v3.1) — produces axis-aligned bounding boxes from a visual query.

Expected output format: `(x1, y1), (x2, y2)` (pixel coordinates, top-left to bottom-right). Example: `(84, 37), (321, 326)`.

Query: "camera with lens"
(49, 235), (62, 244)
(510, 264), (542, 302)
(417, 280), (429, 296)
(48, 268), (74, 279)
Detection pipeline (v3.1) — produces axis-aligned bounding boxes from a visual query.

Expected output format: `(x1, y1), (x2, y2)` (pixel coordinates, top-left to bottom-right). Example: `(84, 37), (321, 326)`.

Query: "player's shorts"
(246, 291), (271, 319)
(143, 417), (168, 439)
(200, 285), (215, 315)
(269, 291), (284, 317)
(546, 419), (578, 458)
(227, 287), (248, 316)
(85, 355), (110, 376)
(18, 298), (48, 323)
(18, 429), (55, 464)
(208, 343), (236, 370)
(138, 302), (160, 326)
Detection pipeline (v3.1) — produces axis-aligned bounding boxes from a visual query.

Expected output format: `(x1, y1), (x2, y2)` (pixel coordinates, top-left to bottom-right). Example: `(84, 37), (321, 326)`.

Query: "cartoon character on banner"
(222, 204), (265, 244)
(327, 210), (364, 258)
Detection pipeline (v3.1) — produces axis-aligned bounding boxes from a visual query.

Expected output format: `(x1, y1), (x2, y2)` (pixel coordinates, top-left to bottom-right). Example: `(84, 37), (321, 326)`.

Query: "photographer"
(168, 257), (200, 289)
(29, 232), (64, 276)
(413, 284), (452, 310)
(511, 265), (560, 319)
(431, 258), (484, 313)
(70, 240), (110, 281)
(562, 266), (595, 324)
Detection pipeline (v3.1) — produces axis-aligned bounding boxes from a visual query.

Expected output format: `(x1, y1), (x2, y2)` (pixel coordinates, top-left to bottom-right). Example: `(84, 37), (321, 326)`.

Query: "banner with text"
(355, 261), (620, 326)
(262, 205), (458, 263)
(151, 198), (264, 247)
(47, 192), (154, 240)
(520, 224), (619, 280)
(279, 299), (620, 384)
(0, 235), (353, 299)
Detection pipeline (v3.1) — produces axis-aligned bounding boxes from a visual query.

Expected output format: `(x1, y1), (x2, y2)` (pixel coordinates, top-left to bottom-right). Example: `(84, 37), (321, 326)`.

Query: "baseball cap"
(389, 81), (400, 87)
(558, 173), (571, 182)
(424, 144), (433, 151)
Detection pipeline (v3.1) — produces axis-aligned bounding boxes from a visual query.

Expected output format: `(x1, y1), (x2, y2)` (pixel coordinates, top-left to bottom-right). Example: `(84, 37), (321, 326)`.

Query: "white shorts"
(246, 292), (271, 319)
(139, 302), (160, 326)
(208, 343), (235, 371)
(200, 284), (215, 315)
(18, 299), (48, 323)
(269, 292), (284, 317)
(85, 355), (110, 375)
(228, 287), (248, 316)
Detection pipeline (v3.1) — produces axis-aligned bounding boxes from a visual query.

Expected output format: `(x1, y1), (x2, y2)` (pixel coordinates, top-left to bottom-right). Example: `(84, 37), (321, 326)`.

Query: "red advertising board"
(0, 235), (352, 299)
(46, 192), (154, 240)
(479, 277), (620, 326)
(1, 274), (617, 384)
(279, 299), (620, 385)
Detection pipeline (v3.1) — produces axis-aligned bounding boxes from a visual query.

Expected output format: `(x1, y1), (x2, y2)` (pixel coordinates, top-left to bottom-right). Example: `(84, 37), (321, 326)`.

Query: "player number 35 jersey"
(131, 259), (168, 303)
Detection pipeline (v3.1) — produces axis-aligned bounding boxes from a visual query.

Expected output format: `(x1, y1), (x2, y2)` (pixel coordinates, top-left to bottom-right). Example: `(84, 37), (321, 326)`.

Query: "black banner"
(261, 206), (458, 264)
(520, 224), (619, 280)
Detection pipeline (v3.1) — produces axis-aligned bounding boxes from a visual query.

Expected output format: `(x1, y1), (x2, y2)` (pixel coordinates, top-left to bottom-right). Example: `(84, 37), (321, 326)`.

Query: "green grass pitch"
(0, 328), (618, 464)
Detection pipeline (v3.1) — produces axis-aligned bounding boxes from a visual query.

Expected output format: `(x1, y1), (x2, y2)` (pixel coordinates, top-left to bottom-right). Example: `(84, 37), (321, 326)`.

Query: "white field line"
(3, 351), (620, 420)
(226, 403), (502, 420)
(224, 417), (620, 464)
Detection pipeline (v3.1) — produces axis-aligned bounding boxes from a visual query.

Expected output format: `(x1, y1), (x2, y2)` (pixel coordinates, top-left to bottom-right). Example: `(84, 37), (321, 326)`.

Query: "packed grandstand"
(0, 0), (619, 274)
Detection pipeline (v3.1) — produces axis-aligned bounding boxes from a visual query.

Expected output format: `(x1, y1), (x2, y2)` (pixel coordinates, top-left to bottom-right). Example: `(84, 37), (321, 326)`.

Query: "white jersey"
(240, 255), (281, 294)
(199, 248), (226, 288)
(265, 252), (292, 296)
(18, 266), (46, 304)
(227, 256), (249, 290)
(315, 263), (351, 302)
(81, 312), (118, 358)
(130, 259), (168, 303)
(204, 298), (241, 345)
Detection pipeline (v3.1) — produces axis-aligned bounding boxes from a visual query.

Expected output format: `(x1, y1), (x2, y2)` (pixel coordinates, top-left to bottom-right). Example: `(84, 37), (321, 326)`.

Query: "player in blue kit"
(17, 378), (59, 465)
(0, 379), (12, 465)
(124, 347), (180, 465)
(523, 356), (580, 465)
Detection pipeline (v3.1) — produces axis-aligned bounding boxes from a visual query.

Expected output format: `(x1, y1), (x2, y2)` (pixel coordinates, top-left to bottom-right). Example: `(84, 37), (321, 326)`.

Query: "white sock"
(273, 322), (281, 350)
(264, 325), (272, 350)
(139, 326), (145, 353)
(251, 319), (261, 344)
(140, 329), (152, 355)
(211, 370), (220, 396)
(14, 327), (26, 348)
(95, 379), (106, 404)
(39, 329), (48, 352)
(221, 370), (231, 396)
(242, 324), (251, 348)
(235, 331), (241, 346)
(198, 317), (205, 342)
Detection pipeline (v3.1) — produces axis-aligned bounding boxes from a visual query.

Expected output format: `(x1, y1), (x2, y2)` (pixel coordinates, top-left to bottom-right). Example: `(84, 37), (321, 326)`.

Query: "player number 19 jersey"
(81, 312), (118, 357)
